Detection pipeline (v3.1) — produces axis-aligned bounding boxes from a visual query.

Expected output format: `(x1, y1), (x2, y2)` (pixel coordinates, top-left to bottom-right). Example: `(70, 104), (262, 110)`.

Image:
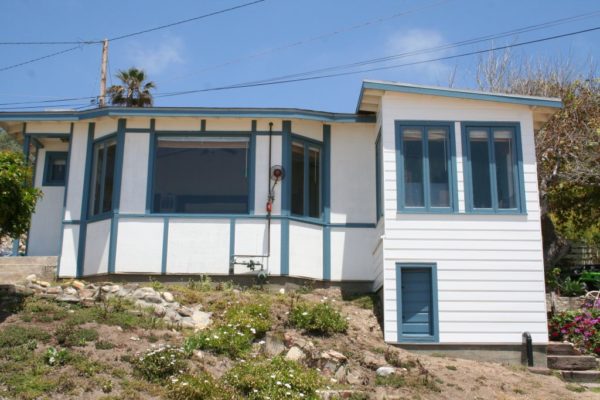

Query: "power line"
(0, 40), (101, 45)
(0, 0), (266, 72)
(0, 23), (598, 109)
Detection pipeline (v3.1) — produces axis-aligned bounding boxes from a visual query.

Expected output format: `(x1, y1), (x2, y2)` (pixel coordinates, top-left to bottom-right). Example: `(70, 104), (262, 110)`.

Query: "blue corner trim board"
(358, 81), (563, 113)
(162, 217), (169, 275)
(146, 119), (156, 213)
(0, 106), (376, 123)
(395, 262), (439, 343)
(229, 219), (235, 275)
(248, 123), (257, 214)
(281, 120), (291, 216)
(280, 218), (289, 276)
(322, 125), (331, 281)
(76, 123), (95, 278)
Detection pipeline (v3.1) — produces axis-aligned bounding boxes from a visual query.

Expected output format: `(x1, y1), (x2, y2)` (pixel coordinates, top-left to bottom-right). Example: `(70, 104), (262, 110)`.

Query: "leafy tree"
(0, 128), (22, 153)
(476, 51), (600, 268)
(107, 67), (156, 107)
(0, 152), (41, 240)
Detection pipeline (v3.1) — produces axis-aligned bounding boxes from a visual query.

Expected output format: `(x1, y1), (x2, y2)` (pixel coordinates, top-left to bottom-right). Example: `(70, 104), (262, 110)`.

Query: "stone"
(109, 285), (120, 293)
(79, 288), (97, 300)
(165, 309), (182, 322)
(346, 370), (364, 385)
(27, 283), (43, 291)
(264, 332), (286, 357)
(194, 350), (205, 361)
(178, 306), (193, 317)
(144, 294), (163, 304)
(25, 274), (37, 282)
(101, 285), (112, 292)
(71, 280), (85, 290)
(191, 310), (212, 330)
(135, 299), (154, 310)
(180, 317), (196, 329)
(153, 305), (166, 317)
(133, 287), (156, 299)
(64, 287), (77, 296)
(322, 350), (347, 363)
(46, 286), (63, 295)
(130, 336), (140, 341)
(56, 294), (80, 303)
(285, 346), (306, 362)
(334, 365), (347, 382)
(36, 280), (51, 288)
(279, 288), (285, 295)
(376, 366), (396, 377)
(362, 351), (386, 369)
(162, 292), (175, 302)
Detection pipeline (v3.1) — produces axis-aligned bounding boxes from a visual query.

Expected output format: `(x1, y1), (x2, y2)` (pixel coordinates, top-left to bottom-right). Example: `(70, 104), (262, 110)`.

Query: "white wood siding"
(380, 93), (548, 344)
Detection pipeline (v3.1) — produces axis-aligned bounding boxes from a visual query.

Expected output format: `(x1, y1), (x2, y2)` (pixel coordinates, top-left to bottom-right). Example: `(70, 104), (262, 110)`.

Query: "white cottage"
(0, 81), (561, 362)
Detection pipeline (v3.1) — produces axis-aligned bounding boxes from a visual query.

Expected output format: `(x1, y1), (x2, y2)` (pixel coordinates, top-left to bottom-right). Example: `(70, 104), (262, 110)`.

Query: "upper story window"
(151, 136), (250, 214)
(291, 138), (322, 219)
(89, 138), (117, 217)
(43, 151), (68, 186)
(463, 124), (525, 213)
(395, 122), (456, 213)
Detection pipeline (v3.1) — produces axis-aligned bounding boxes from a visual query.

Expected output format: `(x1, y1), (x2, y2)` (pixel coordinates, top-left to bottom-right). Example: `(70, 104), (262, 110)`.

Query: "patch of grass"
(375, 374), (406, 388)
(0, 325), (50, 348)
(67, 352), (107, 377)
(64, 299), (163, 330)
(20, 297), (68, 322)
(44, 347), (70, 366)
(0, 354), (57, 399)
(384, 349), (416, 369)
(185, 324), (254, 358)
(95, 340), (115, 350)
(120, 378), (166, 399)
(445, 365), (457, 371)
(343, 293), (377, 310)
(513, 388), (526, 395)
(55, 324), (99, 347)
(288, 301), (348, 335)
(167, 373), (237, 400)
(225, 356), (322, 400)
(565, 383), (586, 393)
(223, 301), (271, 337)
(132, 345), (188, 382)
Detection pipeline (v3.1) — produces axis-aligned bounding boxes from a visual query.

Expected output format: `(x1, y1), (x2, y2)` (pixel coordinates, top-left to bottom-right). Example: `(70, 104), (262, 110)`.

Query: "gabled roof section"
(356, 80), (563, 113)
(0, 106), (375, 124)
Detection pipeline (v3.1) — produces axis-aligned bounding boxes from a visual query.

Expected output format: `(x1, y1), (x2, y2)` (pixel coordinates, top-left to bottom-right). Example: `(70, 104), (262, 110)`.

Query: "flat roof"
(357, 80), (563, 112)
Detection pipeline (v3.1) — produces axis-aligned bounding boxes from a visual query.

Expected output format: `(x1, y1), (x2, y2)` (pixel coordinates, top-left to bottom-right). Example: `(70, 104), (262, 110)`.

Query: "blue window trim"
(289, 133), (324, 221)
(147, 131), (255, 215)
(42, 151), (68, 186)
(395, 262), (439, 343)
(375, 129), (383, 221)
(461, 121), (527, 214)
(395, 121), (458, 213)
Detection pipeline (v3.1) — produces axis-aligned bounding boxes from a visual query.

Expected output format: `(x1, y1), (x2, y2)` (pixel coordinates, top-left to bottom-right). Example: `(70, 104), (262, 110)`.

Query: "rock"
(101, 285), (112, 292)
(130, 336), (140, 341)
(135, 299), (154, 310)
(322, 350), (347, 363)
(334, 365), (347, 382)
(376, 366), (396, 377)
(165, 309), (182, 323)
(25, 274), (37, 282)
(46, 286), (63, 295)
(133, 287), (157, 299)
(178, 306), (193, 317)
(144, 294), (163, 304)
(64, 287), (77, 296)
(56, 294), (80, 303)
(36, 280), (51, 288)
(362, 351), (386, 369)
(109, 285), (120, 293)
(194, 350), (205, 361)
(264, 332), (286, 357)
(180, 317), (196, 329)
(346, 370), (365, 385)
(162, 292), (175, 302)
(71, 280), (85, 290)
(153, 305), (166, 317)
(279, 288), (285, 295)
(191, 310), (212, 330)
(27, 283), (43, 291)
(79, 288), (97, 301)
(285, 346), (306, 362)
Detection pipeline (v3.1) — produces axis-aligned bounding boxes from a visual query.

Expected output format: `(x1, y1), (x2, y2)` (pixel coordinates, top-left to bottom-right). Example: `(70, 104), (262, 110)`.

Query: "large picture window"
(151, 136), (250, 214)
(463, 124), (524, 213)
(89, 138), (117, 217)
(290, 138), (322, 219)
(395, 123), (456, 212)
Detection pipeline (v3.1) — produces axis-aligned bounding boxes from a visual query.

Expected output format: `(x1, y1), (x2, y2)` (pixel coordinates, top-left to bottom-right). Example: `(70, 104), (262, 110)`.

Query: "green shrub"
(560, 277), (586, 296)
(224, 302), (271, 337)
(185, 325), (254, 358)
(55, 324), (99, 347)
(289, 302), (348, 335)
(132, 345), (188, 382)
(225, 356), (322, 400)
(0, 325), (50, 348)
(167, 373), (237, 400)
(44, 347), (70, 366)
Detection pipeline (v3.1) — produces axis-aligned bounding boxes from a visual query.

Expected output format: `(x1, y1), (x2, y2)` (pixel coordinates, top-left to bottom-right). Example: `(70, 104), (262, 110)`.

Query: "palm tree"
(107, 68), (156, 107)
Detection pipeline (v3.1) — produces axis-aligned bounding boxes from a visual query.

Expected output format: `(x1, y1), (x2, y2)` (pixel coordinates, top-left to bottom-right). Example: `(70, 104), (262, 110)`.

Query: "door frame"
(395, 262), (439, 343)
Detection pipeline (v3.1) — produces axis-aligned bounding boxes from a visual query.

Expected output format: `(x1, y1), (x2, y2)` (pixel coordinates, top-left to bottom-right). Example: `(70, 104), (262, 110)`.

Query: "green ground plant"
(55, 324), (99, 347)
(289, 301), (348, 335)
(167, 373), (237, 400)
(132, 345), (188, 382)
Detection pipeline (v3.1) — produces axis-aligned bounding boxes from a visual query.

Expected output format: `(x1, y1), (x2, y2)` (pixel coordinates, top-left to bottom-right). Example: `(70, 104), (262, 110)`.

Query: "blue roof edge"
(357, 81), (563, 113)
(0, 107), (376, 123)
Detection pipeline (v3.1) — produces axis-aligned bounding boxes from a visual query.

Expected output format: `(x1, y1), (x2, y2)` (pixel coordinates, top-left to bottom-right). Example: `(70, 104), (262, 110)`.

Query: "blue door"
(397, 264), (438, 342)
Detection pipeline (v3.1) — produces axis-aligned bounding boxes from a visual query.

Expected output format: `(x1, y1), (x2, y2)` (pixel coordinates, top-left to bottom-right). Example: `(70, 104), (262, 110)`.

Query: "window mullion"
(488, 128), (498, 211)
(423, 128), (431, 211)
(510, 128), (520, 211)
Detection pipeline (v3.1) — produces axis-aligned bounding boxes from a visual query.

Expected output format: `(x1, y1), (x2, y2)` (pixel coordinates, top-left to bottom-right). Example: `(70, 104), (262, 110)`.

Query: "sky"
(0, 0), (599, 113)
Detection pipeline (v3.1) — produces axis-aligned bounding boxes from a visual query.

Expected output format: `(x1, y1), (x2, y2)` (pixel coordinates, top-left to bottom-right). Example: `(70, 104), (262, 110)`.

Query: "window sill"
(87, 212), (113, 223)
(397, 208), (457, 214)
(465, 209), (527, 215)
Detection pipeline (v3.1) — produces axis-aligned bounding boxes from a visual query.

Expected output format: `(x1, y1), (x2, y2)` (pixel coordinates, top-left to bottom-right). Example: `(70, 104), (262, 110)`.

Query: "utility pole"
(99, 39), (109, 107)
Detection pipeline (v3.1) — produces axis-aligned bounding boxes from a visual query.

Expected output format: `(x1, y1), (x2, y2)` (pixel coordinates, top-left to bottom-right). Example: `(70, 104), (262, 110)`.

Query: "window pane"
(102, 143), (116, 213)
(291, 142), (304, 215)
(308, 147), (320, 218)
(428, 129), (450, 207)
(89, 144), (104, 216)
(494, 130), (517, 209)
(469, 130), (492, 208)
(403, 129), (424, 207)
(152, 136), (249, 213)
(50, 157), (67, 182)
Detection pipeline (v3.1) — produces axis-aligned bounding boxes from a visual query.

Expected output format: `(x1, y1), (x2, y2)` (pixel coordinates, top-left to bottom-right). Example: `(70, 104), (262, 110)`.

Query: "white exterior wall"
(28, 142), (68, 256)
(380, 92), (547, 344)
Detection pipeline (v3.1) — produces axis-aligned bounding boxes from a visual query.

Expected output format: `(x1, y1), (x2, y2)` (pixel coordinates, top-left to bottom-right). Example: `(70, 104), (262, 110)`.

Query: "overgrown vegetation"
(132, 345), (188, 382)
(289, 300), (348, 335)
(167, 373), (237, 400)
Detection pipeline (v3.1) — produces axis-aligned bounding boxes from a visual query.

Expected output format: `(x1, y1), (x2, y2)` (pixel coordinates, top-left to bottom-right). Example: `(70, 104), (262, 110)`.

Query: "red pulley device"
(266, 201), (272, 213)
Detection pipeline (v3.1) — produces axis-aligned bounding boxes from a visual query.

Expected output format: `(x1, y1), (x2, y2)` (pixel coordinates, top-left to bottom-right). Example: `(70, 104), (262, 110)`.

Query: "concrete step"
(0, 256), (57, 266)
(548, 355), (598, 371)
(547, 342), (580, 356)
(561, 370), (600, 383)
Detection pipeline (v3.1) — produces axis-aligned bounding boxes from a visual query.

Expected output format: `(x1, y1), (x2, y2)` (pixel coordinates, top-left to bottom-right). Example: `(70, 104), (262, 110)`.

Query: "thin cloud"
(386, 29), (452, 82)
(127, 35), (185, 75)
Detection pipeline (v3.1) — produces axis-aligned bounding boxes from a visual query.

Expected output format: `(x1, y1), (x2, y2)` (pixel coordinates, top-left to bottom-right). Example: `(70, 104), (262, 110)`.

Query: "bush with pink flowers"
(549, 307), (600, 356)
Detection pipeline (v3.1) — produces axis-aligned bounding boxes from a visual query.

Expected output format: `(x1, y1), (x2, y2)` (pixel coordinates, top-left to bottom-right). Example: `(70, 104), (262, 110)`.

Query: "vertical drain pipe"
(522, 332), (534, 366)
